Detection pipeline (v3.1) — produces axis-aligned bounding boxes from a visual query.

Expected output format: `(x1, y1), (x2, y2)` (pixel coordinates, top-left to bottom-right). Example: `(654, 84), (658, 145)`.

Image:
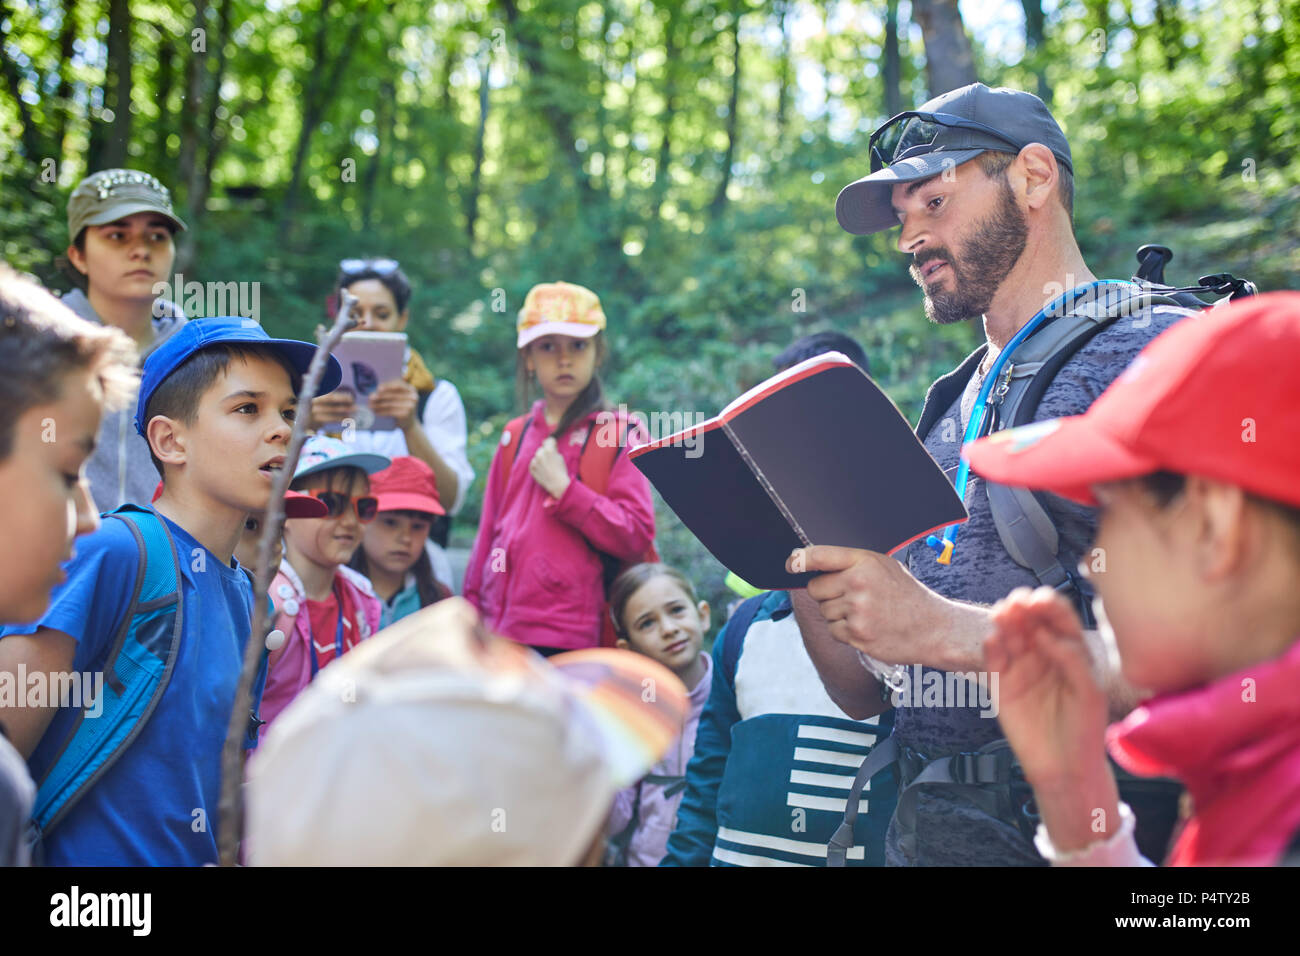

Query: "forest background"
(3, 0), (1297, 624)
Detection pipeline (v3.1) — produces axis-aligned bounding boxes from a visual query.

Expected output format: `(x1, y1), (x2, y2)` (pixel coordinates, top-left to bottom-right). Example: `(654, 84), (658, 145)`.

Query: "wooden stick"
(216, 291), (357, 865)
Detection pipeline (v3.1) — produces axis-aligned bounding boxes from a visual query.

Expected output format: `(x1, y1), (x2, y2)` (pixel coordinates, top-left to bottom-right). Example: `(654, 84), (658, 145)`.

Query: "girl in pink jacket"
(464, 282), (656, 654)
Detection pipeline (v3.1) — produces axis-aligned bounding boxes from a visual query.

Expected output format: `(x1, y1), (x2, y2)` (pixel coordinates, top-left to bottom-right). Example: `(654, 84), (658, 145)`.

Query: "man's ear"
(146, 415), (188, 470)
(1016, 143), (1059, 212)
(66, 243), (88, 276)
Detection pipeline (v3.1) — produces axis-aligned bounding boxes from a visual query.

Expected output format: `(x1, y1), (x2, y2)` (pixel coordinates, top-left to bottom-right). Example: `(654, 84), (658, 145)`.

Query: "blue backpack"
(31, 505), (271, 840)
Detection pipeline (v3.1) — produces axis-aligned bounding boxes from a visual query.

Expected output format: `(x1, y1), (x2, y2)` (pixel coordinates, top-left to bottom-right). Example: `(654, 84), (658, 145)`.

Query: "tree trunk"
(101, 0), (133, 169)
(53, 0), (80, 161)
(0, 0), (44, 160)
(464, 48), (490, 246)
(1019, 0), (1050, 102)
(155, 22), (176, 166)
(281, 0), (369, 225)
(711, 0), (741, 214)
(883, 0), (902, 115)
(910, 0), (977, 99)
(1152, 0), (1182, 71)
(650, 2), (679, 224)
(775, 0), (792, 144)
(496, 0), (602, 210)
(177, 0), (209, 221)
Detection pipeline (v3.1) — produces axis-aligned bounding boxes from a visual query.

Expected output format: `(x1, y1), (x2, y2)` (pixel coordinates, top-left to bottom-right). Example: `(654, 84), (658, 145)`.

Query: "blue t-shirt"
(0, 512), (253, 865)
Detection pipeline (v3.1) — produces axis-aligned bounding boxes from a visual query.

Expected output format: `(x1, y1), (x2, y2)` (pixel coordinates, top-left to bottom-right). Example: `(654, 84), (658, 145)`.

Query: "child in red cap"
(351, 456), (452, 628)
(965, 291), (1300, 866)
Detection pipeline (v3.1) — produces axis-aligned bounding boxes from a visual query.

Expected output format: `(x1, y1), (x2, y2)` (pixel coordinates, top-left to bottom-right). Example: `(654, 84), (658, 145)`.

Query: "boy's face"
(1087, 480), (1212, 693)
(615, 576), (709, 678)
(234, 511), (286, 576)
(0, 368), (103, 622)
(362, 510), (432, 577)
(284, 471), (371, 570)
(155, 353), (296, 514)
(524, 335), (597, 400)
(68, 212), (176, 302)
(345, 279), (407, 333)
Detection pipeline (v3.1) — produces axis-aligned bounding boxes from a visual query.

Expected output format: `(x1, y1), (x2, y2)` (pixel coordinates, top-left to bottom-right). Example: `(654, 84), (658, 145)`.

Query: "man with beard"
(792, 83), (1190, 865)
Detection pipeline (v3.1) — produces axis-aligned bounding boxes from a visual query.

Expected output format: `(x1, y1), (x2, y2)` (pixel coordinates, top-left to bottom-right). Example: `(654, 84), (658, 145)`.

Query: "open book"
(628, 351), (967, 591)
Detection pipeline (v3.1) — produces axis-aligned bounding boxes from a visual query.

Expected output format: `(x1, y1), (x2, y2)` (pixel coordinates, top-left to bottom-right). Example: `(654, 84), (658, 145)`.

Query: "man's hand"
(369, 379), (419, 430)
(787, 545), (984, 671)
(529, 437), (571, 499)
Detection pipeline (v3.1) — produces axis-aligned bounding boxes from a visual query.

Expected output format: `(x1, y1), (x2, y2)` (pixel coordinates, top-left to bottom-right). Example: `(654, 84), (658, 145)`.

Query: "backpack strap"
(32, 506), (183, 835)
(495, 414), (532, 501)
(721, 592), (769, 694)
(826, 736), (900, 867)
(980, 286), (1188, 627)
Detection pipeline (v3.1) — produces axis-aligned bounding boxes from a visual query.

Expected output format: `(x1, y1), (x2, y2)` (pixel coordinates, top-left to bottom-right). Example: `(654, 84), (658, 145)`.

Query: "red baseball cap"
(150, 482), (328, 518)
(369, 456), (446, 517)
(964, 291), (1300, 509)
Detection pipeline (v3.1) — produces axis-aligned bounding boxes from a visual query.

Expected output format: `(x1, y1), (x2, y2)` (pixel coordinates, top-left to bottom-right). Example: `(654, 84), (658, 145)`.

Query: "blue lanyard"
(308, 585), (346, 678)
(925, 280), (1134, 565)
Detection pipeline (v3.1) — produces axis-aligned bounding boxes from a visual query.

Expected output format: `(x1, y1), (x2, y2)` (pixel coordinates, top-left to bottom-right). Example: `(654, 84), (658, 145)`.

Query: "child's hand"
(370, 379), (419, 429)
(529, 437), (571, 499)
(984, 587), (1109, 792)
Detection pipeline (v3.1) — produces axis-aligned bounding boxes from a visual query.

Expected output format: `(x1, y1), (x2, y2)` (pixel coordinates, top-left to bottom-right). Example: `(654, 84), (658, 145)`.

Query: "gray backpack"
(827, 247), (1256, 867)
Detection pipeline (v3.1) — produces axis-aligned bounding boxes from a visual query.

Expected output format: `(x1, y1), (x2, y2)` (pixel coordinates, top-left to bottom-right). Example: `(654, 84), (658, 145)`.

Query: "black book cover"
(629, 352), (967, 589)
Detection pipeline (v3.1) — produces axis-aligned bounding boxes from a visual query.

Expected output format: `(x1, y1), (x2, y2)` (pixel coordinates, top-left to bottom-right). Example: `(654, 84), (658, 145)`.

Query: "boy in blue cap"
(0, 317), (340, 865)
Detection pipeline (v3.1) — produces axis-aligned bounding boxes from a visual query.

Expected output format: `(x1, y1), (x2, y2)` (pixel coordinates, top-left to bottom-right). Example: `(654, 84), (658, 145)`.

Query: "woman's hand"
(529, 437), (571, 499)
(308, 390), (358, 430)
(369, 379), (419, 430)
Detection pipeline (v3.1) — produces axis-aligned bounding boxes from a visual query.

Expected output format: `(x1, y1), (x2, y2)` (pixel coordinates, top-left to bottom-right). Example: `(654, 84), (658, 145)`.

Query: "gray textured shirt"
(59, 289), (186, 512)
(886, 302), (1191, 866)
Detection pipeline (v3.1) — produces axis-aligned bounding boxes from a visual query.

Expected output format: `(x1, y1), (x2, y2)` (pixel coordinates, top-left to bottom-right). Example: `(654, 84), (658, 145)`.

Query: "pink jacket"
(1107, 635), (1300, 866)
(464, 401), (656, 650)
(608, 654), (712, 866)
(257, 560), (383, 742)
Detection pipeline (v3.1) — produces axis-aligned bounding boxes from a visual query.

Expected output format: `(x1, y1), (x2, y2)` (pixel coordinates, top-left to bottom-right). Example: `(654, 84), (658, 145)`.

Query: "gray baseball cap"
(836, 83), (1073, 236)
(67, 168), (187, 241)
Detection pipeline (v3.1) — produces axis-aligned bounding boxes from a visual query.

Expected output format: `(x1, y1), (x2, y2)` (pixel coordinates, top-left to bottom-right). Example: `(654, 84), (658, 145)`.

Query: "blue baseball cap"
(135, 317), (342, 436)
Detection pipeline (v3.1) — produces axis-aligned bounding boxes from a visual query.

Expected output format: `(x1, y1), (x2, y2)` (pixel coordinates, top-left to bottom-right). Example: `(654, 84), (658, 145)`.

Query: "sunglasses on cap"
(311, 491), (379, 522)
(339, 258), (400, 277)
(869, 111), (1033, 174)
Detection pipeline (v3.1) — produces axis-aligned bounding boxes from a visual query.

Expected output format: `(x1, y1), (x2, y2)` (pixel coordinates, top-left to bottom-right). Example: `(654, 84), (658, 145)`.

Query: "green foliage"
(2, 0), (1299, 625)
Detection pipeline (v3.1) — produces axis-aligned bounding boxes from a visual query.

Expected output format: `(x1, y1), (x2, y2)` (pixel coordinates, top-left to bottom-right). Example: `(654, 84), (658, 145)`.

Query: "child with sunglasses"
(308, 259), (473, 565)
(257, 437), (390, 742)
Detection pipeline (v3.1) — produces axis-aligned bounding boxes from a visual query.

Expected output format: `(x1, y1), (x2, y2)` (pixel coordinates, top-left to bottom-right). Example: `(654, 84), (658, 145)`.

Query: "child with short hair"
(231, 492), (327, 577)
(0, 314), (340, 865)
(0, 265), (137, 866)
(969, 291), (1300, 866)
(464, 281), (656, 654)
(350, 456), (452, 628)
(257, 436), (388, 740)
(59, 169), (190, 510)
(604, 563), (712, 865)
